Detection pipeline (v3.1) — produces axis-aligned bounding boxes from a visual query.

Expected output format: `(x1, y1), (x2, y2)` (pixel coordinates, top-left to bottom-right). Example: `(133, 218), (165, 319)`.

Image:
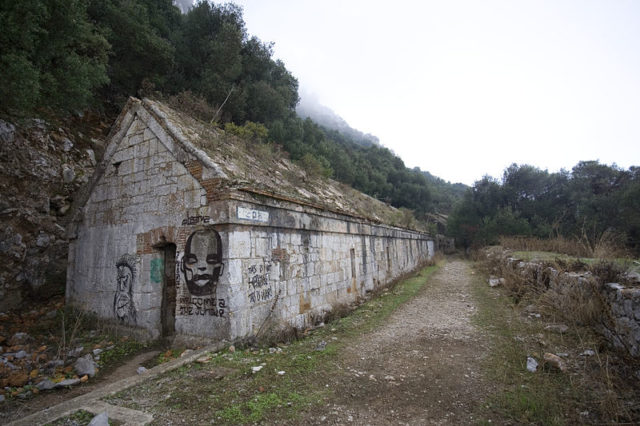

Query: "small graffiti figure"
(181, 229), (224, 296)
(114, 254), (137, 324)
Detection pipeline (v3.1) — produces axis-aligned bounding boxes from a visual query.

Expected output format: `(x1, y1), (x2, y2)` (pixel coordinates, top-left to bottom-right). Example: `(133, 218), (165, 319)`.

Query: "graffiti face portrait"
(181, 229), (224, 296)
(116, 264), (132, 293)
(114, 254), (137, 324)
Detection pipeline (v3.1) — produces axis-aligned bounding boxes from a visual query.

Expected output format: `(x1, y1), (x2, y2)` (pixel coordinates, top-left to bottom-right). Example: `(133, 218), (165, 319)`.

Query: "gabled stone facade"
(67, 98), (434, 344)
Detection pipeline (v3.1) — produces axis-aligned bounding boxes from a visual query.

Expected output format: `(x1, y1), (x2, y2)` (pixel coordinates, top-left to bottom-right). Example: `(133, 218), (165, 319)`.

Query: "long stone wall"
(219, 209), (432, 342)
(69, 196), (432, 343)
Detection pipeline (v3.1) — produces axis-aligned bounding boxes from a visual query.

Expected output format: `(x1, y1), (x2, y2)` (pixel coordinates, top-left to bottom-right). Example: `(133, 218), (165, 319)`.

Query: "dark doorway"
(161, 244), (177, 337)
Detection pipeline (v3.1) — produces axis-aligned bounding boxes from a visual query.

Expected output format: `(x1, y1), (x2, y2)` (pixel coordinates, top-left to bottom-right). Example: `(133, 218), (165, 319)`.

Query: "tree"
(447, 162), (640, 253)
(87, 0), (179, 103)
(0, 0), (109, 114)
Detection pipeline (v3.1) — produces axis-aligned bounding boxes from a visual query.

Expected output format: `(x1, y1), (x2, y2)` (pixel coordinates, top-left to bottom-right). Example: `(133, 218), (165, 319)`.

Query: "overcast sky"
(228, 0), (640, 185)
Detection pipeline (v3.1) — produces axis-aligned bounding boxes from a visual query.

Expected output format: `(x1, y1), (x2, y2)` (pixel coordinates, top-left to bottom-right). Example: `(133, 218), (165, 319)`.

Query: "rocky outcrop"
(0, 115), (107, 311)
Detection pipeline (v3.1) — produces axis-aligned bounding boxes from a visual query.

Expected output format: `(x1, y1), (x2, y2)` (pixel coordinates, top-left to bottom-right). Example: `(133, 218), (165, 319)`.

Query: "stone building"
(66, 98), (434, 344)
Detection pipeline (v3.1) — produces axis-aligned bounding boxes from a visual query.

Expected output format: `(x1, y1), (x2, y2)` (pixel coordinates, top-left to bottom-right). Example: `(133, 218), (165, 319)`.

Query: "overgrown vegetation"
(449, 162), (640, 255)
(46, 409), (98, 425)
(52, 306), (150, 371)
(473, 255), (640, 424)
(499, 233), (631, 260)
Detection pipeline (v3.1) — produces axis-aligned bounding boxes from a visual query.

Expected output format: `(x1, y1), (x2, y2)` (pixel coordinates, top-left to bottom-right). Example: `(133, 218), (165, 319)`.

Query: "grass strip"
(471, 265), (586, 425)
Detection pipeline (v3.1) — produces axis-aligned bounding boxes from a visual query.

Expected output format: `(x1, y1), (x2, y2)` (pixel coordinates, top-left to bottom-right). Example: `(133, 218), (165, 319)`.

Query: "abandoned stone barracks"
(66, 98), (435, 344)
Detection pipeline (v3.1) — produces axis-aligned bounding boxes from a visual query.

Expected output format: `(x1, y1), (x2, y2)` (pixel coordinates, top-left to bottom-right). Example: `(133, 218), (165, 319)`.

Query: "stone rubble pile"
(0, 301), (119, 402)
(485, 248), (640, 357)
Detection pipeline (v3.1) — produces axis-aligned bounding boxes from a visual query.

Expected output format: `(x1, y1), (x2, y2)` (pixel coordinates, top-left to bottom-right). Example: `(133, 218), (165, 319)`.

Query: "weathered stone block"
(229, 231), (251, 259)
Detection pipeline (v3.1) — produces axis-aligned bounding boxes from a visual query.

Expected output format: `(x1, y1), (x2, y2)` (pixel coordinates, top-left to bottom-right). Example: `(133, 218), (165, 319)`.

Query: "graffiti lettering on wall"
(114, 254), (137, 324)
(178, 296), (226, 317)
(181, 229), (224, 296)
(250, 287), (273, 303)
(247, 262), (274, 303)
(181, 215), (211, 226)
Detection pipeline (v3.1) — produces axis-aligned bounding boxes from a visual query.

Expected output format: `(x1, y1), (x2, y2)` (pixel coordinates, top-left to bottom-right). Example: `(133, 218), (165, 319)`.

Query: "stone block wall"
(222, 223), (432, 340)
(83, 115), (207, 228)
(601, 283), (640, 356)
(67, 113), (210, 340)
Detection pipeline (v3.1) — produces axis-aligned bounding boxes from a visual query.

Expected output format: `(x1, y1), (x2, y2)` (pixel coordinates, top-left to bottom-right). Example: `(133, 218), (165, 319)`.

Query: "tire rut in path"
(310, 260), (490, 425)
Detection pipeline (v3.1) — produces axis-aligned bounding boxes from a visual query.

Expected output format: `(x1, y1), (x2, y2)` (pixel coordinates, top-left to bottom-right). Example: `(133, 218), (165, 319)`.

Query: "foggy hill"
(296, 92), (380, 148)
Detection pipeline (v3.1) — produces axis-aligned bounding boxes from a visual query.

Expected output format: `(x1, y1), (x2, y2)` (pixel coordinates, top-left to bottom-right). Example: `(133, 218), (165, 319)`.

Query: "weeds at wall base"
(103, 263), (441, 424)
(257, 255), (442, 347)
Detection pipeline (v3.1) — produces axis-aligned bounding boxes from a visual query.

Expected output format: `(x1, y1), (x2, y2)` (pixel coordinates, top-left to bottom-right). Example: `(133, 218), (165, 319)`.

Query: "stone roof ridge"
(141, 98), (228, 180)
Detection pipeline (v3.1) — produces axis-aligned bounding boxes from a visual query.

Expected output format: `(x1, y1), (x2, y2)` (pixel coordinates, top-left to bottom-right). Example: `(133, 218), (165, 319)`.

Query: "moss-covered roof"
(142, 98), (419, 229)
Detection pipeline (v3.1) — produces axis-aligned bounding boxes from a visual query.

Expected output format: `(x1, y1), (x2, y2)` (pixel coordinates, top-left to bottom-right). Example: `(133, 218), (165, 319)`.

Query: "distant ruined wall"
(600, 283), (640, 357)
(486, 250), (640, 357)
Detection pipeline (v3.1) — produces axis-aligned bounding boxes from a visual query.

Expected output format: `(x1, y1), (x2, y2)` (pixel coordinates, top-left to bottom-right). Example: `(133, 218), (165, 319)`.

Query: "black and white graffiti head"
(181, 229), (224, 296)
(114, 254), (137, 324)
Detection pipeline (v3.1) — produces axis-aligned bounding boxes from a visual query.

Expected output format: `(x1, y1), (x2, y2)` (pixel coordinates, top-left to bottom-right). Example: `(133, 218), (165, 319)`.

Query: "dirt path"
(309, 260), (491, 425)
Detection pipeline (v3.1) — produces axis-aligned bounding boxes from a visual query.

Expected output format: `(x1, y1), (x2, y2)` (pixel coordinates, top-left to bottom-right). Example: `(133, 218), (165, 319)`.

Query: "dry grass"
(499, 229), (629, 260)
(537, 275), (605, 327)
(477, 248), (640, 423)
(164, 91), (218, 123)
(476, 250), (640, 424)
(481, 248), (623, 325)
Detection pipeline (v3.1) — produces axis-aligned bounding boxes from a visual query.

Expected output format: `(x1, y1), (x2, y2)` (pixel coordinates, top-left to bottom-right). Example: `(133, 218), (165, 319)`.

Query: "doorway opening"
(160, 243), (177, 337)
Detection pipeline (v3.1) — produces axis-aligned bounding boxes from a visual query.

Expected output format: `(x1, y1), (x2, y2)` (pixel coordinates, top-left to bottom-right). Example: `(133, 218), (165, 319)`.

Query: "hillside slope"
(0, 114), (109, 310)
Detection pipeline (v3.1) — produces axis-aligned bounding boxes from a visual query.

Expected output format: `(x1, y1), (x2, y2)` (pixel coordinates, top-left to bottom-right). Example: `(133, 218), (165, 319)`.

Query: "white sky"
(230, 0), (640, 185)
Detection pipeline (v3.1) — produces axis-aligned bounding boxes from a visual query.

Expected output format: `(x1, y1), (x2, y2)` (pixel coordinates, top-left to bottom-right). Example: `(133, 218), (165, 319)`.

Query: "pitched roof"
(74, 97), (424, 230)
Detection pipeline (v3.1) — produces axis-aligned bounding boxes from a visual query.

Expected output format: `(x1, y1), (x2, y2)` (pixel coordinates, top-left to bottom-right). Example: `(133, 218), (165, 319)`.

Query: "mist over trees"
(0, 0), (464, 222)
(448, 162), (640, 254)
(296, 93), (380, 148)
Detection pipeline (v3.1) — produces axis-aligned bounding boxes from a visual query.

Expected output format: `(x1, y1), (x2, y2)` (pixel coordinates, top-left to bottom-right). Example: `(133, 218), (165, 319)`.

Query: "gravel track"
(309, 260), (491, 425)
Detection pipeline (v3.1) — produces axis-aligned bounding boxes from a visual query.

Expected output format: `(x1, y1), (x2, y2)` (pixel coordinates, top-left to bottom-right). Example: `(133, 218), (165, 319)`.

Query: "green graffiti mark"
(150, 258), (163, 284)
